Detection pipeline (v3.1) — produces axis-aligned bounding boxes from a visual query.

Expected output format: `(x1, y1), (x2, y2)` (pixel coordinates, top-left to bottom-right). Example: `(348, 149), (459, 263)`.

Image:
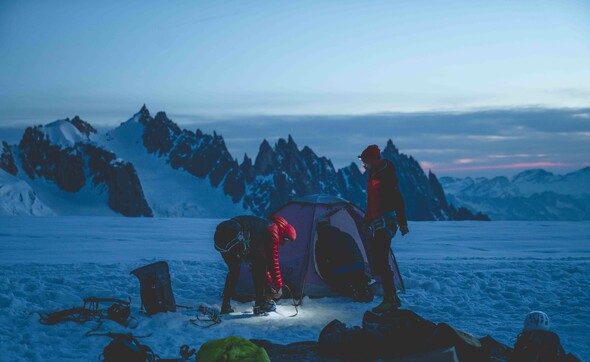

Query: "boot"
(253, 300), (276, 316)
(220, 299), (234, 314)
(371, 293), (401, 314)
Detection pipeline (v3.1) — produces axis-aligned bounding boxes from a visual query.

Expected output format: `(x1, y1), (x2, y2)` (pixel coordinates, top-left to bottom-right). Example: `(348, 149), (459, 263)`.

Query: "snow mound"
(44, 119), (85, 147)
(0, 169), (53, 216)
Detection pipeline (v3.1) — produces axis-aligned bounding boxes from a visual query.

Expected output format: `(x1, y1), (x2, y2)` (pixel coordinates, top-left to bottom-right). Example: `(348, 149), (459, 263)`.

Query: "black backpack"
(130, 261), (176, 316)
(512, 330), (567, 362)
(214, 219), (251, 256)
(102, 334), (156, 362)
(100, 333), (195, 362)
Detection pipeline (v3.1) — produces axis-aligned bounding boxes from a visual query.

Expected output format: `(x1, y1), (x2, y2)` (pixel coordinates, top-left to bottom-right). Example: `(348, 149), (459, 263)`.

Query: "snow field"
(0, 218), (588, 361)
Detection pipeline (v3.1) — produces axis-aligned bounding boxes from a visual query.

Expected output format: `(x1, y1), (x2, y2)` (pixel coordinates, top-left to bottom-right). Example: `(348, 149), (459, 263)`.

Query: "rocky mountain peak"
(384, 139), (399, 155)
(136, 104), (152, 124)
(239, 154), (255, 182)
(511, 169), (555, 184)
(254, 139), (276, 175)
(5, 106), (489, 220)
(69, 116), (97, 137)
(1, 141), (17, 176)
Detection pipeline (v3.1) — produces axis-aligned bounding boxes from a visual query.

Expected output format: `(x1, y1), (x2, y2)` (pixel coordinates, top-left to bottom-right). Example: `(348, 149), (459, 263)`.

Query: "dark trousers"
(369, 228), (397, 296)
(221, 253), (267, 307)
(216, 227), (267, 306)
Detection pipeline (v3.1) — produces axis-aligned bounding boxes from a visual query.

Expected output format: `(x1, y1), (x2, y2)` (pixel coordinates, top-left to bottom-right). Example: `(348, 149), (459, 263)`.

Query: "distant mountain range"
(0, 105), (487, 220)
(440, 168), (590, 220)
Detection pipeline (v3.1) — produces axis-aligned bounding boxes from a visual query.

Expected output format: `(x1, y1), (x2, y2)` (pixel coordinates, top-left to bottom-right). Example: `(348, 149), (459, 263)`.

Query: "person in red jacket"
(359, 144), (409, 313)
(214, 215), (296, 315)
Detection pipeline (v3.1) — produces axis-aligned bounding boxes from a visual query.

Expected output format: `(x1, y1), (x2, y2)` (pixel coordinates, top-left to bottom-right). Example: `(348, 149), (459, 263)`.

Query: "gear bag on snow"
(361, 309), (436, 358)
(318, 319), (380, 361)
(190, 305), (222, 328)
(98, 333), (195, 362)
(196, 336), (270, 362)
(130, 261), (176, 315)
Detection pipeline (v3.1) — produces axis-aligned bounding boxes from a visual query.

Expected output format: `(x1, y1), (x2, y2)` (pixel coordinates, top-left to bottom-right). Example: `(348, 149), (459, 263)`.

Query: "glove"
(362, 216), (372, 231)
(270, 286), (283, 300)
(400, 225), (409, 236)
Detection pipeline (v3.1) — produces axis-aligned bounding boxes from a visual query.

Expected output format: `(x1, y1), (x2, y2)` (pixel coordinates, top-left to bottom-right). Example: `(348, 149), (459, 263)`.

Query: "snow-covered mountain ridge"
(1, 117), (151, 216)
(440, 169), (590, 220)
(1, 106), (486, 220)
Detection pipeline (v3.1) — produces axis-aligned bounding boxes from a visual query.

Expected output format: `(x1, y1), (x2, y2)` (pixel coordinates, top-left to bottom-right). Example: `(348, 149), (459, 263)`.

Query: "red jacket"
(266, 215), (296, 289)
(219, 215), (295, 289)
(366, 159), (408, 226)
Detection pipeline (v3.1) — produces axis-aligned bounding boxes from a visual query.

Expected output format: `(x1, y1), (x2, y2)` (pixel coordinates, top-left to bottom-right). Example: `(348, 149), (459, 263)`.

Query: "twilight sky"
(1, 0), (589, 177)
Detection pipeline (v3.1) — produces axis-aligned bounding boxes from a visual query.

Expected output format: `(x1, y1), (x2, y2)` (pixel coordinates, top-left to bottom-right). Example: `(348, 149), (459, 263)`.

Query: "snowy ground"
(0, 218), (589, 361)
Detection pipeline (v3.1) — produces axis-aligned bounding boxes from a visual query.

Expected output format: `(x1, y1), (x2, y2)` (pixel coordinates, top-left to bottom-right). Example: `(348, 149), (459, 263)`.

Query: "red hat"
(359, 145), (381, 161)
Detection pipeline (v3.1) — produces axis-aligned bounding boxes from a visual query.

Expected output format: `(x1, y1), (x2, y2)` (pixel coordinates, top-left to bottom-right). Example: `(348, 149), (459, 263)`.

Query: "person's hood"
(269, 215), (296, 241)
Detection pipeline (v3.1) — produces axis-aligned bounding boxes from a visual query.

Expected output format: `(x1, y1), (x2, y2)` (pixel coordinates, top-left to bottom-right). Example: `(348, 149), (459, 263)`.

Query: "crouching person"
(214, 215), (296, 316)
(512, 311), (580, 362)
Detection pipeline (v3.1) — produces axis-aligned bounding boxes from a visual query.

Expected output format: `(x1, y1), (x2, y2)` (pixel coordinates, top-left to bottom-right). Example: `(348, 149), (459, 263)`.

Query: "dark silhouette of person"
(511, 311), (579, 362)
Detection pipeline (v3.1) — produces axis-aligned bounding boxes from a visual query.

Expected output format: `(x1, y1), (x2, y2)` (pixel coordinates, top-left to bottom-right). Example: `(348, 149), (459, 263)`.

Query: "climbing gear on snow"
(130, 261), (177, 316)
(190, 305), (222, 328)
(39, 297), (133, 328)
(282, 284), (302, 317)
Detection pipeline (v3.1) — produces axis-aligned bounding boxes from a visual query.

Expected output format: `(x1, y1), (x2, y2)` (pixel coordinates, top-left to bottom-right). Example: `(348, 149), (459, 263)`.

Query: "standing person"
(359, 144), (409, 313)
(214, 215), (296, 315)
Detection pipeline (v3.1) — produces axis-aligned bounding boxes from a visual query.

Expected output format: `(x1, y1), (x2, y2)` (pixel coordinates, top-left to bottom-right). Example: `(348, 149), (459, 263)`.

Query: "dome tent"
(234, 194), (405, 300)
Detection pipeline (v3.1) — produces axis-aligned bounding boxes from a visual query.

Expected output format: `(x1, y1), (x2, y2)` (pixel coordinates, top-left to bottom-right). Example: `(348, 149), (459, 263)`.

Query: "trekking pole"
(390, 247), (406, 292)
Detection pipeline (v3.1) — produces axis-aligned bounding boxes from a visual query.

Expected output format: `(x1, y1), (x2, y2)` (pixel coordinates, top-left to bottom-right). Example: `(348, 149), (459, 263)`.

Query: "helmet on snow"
(524, 311), (550, 331)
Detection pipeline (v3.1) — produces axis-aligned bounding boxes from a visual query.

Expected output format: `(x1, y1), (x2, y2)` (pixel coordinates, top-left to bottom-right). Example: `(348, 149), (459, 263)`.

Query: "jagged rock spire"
(383, 139), (399, 155)
(69, 115), (97, 137)
(254, 139), (275, 174)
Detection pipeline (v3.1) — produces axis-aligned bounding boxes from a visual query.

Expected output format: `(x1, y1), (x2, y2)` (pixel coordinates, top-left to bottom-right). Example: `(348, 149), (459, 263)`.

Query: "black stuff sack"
(130, 261), (176, 315)
(101, 334), (156, 362)
(318, 319), (379, 361)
